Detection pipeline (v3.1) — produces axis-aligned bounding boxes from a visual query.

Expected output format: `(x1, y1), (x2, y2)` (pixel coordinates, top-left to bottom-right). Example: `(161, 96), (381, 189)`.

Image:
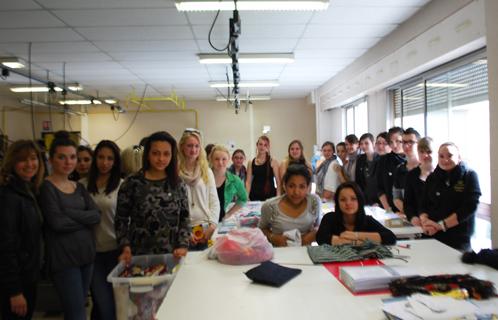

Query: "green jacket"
(223, 171), (248, 211)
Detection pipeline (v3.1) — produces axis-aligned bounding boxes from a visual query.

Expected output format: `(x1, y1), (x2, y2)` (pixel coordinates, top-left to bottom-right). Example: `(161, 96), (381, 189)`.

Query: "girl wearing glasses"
(0, 140), (45, 320)
(178, 130), (220, 249)
(228, 149), (247, 183)
(246, 135), (280, 201)
(392, 127), (421, 216)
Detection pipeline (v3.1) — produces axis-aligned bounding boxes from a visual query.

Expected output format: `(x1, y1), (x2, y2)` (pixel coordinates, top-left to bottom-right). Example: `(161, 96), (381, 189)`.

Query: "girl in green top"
(210, 145), (248, 221)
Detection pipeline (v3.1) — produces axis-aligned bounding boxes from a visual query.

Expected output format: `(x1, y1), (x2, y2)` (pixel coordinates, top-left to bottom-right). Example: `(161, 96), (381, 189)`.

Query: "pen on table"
(397, 244), (411, 249)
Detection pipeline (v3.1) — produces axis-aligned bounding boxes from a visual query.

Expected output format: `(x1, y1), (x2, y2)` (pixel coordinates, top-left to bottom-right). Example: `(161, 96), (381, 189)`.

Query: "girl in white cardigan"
(178, 130), (220, 249)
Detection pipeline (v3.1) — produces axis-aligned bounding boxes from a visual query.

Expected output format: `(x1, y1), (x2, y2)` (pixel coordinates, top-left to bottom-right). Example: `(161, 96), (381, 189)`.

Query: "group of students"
(313, 127), (481, 252)
(0, 126), (481, 320)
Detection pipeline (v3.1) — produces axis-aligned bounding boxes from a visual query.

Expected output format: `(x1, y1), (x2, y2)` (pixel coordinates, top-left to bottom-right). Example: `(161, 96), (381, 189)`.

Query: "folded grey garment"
(307, 241), (393, 264)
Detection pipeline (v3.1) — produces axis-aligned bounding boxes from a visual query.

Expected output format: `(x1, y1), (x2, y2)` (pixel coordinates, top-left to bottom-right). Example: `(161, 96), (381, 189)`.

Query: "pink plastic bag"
(209, 228), (273, 265)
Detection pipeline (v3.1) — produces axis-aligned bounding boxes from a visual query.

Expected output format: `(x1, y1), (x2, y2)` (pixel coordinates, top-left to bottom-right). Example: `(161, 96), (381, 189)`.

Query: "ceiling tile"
(193, 24), (307, 40)
(297, 37), (381, 49)
(0, 28), (84, 42)
(197, 38), (299, 52)
(294, 48), (368, 59)
(94, 40), (198, 52)
(109, 51), (199, 62)
(0, 0), (41, 10)
(53, 9), (188, 27)
(331, 0), (430, 7)
(21, 52), (112, 63)
(303, 24), (397, 38)
(187, 11), (313, 25)
(0, 11), (65, 28)
(311, 6), (420, 24)
(76, 26), (194, 41)
(36, 0), (175, 9)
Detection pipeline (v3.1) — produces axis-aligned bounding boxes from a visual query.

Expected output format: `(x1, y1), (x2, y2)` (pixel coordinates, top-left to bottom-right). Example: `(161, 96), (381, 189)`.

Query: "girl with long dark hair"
(316, 182), (396, 245)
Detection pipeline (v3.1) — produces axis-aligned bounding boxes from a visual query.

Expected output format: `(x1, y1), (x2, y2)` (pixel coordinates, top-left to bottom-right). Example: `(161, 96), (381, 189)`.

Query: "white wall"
(485, 0), (498, 248)
(0, 104), (82, 142)
(315, 0), (484, 141)
(86, 98), (316, 162)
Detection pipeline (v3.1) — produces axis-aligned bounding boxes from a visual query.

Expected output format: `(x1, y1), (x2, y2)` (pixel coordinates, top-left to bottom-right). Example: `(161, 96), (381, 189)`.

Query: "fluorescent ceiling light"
(19, 99), (49, 107)
(104, 99), (117, 104)
(59, 100), (101, 105)
(11, 87), (55, 93)
(10, 84), (83, 93)
(210, 81), (279, 88)
(0, 57), (25, 69)
(216, 95), (271, 101)
(199, 53), (294, 64)
(176, 0), (329, 11)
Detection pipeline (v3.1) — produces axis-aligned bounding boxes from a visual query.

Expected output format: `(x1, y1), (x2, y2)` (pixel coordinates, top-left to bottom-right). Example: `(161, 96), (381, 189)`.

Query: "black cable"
(46, 71), (54, 129)
(114, 84), (148, 142)
(208, 7), (231, 52)
(28, 42), (36, 140)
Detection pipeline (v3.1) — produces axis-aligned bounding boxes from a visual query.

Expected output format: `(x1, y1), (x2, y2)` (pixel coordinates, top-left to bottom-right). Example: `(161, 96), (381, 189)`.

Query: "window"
(343, 97), (368, 137)
(390, 51), (490, 204)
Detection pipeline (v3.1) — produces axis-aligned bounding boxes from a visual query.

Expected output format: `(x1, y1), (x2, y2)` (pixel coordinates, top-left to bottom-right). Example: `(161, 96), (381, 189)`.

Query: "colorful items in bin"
(208, 228), (273, 265)
(119, 264), (167, 278)
(107, 254), (181, 320)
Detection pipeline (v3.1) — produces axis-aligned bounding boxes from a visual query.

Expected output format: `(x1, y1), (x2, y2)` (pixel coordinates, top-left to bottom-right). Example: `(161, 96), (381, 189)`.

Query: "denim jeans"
(52, 264), (93, 320)
(90, 250), (119, 320)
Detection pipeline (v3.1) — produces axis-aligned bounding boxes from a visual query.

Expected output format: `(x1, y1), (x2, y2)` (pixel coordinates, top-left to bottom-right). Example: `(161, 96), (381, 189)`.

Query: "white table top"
(157, 239), (498, 320)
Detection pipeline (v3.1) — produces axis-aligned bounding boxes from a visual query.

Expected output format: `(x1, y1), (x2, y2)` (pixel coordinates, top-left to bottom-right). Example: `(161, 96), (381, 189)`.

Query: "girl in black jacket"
(419, 142), (481, 251)
(316, 181), (396, 246)
(0, 140), (45, 320)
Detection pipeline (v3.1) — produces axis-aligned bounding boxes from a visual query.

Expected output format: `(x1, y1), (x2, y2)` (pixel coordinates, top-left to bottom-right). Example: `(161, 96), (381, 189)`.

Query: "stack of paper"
(339, 265), (418, 293)
(382, 294), (494, 320)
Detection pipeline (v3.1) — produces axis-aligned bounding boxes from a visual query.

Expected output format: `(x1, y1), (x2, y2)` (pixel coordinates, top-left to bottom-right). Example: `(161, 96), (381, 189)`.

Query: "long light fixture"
(216, 95), (271, 101)
(176, 0), (329, 11)
(10, 84), (84, 93)
(59, 99), (101, 105)
(209, 80), (279, 88)
(199, 53), (294, 64)
(0, 57), (25, 69)
(104, 99), (118, 104)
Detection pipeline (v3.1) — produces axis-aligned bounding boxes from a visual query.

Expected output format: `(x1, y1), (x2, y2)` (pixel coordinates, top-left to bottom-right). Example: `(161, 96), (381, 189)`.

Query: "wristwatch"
(438, 220), (447, 232)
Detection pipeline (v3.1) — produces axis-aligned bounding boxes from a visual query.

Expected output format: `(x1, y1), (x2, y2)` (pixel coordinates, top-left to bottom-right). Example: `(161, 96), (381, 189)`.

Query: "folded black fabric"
(244, 261), (302, 287)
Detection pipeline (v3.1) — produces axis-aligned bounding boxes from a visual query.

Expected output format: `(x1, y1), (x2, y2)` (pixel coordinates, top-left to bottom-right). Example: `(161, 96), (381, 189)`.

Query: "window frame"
(342, 96), (368, 136)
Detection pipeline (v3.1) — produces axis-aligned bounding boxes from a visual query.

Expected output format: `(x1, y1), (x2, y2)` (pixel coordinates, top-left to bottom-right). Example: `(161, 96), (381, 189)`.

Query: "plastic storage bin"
(107, 254), (181, 320)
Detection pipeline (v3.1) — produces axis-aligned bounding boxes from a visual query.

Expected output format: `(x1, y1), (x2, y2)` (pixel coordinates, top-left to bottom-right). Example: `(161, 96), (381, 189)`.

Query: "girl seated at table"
(258, 164), (321, 247)
(316, 182), (396, 245)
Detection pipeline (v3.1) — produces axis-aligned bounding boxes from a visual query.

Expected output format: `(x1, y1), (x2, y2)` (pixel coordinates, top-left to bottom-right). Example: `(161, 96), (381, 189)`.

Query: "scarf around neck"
(315, 157), (334, 193)
(181, 164), (201, 186)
